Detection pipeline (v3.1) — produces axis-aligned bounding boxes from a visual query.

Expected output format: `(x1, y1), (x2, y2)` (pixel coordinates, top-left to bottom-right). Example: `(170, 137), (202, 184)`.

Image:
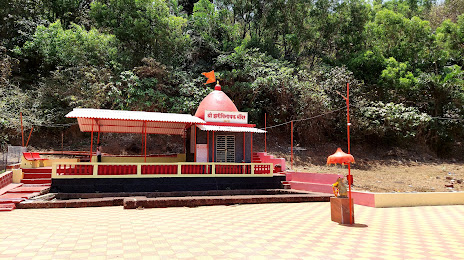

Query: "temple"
(18, 83), (286, 193)
(189, 83), (265, 163)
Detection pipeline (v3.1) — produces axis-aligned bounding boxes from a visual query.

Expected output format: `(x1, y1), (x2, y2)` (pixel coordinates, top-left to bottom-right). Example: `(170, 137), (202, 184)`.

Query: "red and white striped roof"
(66, 108), (205, 135)
(197, 124), (266, 133)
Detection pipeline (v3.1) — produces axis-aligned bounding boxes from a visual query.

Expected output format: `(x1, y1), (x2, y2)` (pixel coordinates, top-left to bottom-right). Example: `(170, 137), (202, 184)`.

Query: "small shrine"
(186, 83), (265, 163)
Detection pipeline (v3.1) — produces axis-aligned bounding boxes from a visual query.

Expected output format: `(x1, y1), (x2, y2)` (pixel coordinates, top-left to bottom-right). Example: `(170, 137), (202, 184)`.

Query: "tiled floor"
(1, 203), (463, 259)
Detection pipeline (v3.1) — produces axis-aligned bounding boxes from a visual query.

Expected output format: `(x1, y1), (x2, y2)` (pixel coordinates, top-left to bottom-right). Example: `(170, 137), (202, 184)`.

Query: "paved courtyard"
(0, 202), (463, 259)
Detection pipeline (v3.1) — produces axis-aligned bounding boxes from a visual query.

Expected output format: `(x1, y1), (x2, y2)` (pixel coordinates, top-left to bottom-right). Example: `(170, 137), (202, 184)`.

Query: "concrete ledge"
(289, 172), (343, 184)
(17, 191), (331, 209)
(374, 192), (464, 208)
(351, 191), (376, 207)
(287, 172), (464, 208)
(351, 191), (464, 208)
(124, 194), (330, 209)
(18, 197), (124, 209)
(6, 163), (21, 169)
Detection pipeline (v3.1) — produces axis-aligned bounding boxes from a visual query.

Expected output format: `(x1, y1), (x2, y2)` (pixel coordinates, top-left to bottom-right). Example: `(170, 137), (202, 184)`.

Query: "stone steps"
(17, 190), (332, 209)
(23, 172), (52, 179)
(21, 178), (52, 185)
(0, 203), (16, 211)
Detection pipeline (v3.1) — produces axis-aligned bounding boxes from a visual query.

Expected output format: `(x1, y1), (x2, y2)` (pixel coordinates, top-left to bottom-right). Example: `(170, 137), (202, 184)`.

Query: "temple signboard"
(204, 110), (248, 124)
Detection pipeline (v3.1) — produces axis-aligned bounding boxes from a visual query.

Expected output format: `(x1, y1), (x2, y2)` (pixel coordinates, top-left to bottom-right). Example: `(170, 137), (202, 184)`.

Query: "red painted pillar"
(347, 83), (351, 154)
(26, 127), (33, 147)
(61, 132), (64, 155)
(20, 112), (24, 147)
(346, 82), (353, 225)
(265, 113), (267, 153)
(291, 121), (294, 170)
(144, 121), (147, 163)
(194, 125), (197, 162)
(183, 131), (186, 154)
(243, 132), (245, 162)
(207, 131), (210, 162)
(250, 133), (253, 162)
(141, 122), (144, 157)
(90, 122), (94, 162)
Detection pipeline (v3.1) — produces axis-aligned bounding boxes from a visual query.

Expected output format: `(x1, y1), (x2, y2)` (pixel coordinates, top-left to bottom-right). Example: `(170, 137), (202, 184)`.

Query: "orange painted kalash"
(51, 72), (270, 177)
(194, 84), (239, 119)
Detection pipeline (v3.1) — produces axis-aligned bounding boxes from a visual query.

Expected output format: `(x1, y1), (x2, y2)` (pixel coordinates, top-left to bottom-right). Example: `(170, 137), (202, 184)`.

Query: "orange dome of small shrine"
(194, 83), (238, 120)
(327, 148), (355, 165)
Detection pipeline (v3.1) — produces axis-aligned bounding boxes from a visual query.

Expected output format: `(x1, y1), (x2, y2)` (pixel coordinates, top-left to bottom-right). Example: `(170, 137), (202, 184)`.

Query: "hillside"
(2, 0), (464, 158)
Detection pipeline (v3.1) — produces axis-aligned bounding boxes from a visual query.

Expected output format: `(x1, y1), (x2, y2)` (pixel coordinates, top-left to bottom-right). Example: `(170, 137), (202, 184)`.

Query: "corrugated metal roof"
(66, 108), (205, 123)
(66, 108), (205, 135)
(197, 125), (266, 133)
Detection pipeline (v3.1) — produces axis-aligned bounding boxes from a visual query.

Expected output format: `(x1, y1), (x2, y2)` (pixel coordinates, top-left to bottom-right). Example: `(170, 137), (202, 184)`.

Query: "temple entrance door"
(216, 135), (235, 162)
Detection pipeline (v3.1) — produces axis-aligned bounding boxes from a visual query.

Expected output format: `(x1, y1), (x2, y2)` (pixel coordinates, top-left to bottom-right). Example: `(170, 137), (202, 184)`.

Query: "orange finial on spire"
(202, 70), (216, 85)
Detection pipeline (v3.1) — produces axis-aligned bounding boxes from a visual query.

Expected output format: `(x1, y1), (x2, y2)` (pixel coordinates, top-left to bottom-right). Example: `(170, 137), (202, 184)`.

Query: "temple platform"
(50, 175), (286, 193)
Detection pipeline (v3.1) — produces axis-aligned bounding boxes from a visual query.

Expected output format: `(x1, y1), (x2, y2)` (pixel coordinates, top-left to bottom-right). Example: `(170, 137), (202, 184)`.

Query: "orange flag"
(202, 70), (216, 85)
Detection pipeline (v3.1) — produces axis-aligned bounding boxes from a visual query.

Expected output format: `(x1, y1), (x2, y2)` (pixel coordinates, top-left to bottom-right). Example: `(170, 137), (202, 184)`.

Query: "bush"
(353, 101), (431, 143)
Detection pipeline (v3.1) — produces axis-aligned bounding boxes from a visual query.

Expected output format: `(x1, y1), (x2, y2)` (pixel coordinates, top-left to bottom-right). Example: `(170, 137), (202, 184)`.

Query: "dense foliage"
(1, 0), (464, 155)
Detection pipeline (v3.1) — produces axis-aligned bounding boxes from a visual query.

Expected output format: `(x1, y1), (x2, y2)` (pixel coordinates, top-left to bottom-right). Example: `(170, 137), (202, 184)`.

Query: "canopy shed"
(66, 108), (205, 135)
(66, 108), (206, 162)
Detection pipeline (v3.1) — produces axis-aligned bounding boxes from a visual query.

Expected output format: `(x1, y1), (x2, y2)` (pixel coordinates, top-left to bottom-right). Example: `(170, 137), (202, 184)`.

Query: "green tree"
(435, 15), (464, 67)
(42, 0), (92, 28)
(90, 0), (189, 66)
(334, 0), (372, 63)
(16, 20), (118, 72)
(380, 57), (417, 96)
(428, 0), (464, 27)
(40, 66), (115, 113)
(109, 58), (210, 113)
(417, 65), (464, 117)
(0, 46), (48, 144)
(365, 10), (436, 71)
(188, 0), (239, 70)
(0, 0), (48, 50)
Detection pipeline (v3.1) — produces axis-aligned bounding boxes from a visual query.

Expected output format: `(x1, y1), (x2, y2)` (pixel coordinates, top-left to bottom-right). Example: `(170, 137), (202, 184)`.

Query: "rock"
(445, 184), (454, 188)
(446, 176), (452, 180)
(457, 179), (462, 184)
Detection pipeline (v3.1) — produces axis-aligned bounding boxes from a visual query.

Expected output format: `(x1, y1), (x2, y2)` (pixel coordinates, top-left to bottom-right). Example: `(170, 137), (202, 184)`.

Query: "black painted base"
(50, 176), (286, 193)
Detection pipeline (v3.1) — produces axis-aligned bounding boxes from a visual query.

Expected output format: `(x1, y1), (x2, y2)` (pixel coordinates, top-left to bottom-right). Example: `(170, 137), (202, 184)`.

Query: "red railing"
(181, 165), (212, 174)
(215, 165), (251, 174)
(99, 165), (137, 175)
(57, 164), (94, 175)
(54, 163), (273, 177)
(253, 164), (271, 174)
(142, 165), (177, 174)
